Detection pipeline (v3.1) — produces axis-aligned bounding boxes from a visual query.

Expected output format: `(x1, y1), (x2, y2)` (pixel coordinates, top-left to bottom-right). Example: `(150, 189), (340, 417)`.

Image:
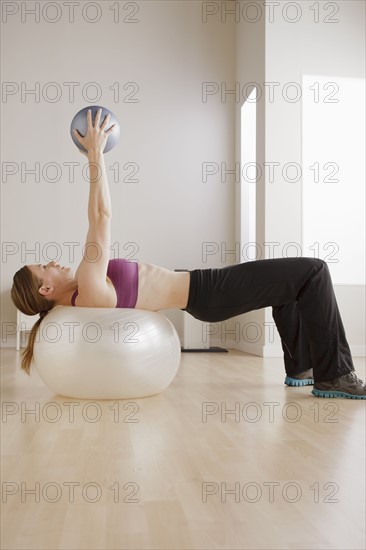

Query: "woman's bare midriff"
(73, 262), (191, 310)
(135, 262), (191, 311)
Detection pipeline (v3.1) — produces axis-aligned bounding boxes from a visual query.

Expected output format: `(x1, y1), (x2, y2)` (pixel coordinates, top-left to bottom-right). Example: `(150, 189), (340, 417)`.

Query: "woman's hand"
(73, 108), (116, 156)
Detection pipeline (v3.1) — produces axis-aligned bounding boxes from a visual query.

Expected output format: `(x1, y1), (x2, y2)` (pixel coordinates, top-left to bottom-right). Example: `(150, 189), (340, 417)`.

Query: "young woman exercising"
(11, 109), (366, 399)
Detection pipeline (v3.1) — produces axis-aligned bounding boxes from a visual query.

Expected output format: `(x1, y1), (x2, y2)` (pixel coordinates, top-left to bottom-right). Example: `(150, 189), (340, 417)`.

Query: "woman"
(11, 109), (365, 399)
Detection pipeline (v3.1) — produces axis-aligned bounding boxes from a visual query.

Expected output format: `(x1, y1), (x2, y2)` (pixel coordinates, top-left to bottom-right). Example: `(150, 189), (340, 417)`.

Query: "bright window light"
(302, 75), (365, 285)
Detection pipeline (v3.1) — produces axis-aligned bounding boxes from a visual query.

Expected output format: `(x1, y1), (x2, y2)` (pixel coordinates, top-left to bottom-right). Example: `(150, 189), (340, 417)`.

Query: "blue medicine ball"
(70, 105), (121, 154)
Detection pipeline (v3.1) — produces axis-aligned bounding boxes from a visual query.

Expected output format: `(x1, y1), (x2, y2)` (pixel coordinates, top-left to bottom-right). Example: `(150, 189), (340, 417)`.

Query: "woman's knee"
(313, 258), (329, 271)
(301, 257), (327, 271)
(304, 257), (331, 281)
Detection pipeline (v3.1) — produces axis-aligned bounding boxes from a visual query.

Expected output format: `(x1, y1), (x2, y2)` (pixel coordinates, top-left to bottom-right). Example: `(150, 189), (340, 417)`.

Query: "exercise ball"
(70, 105), (121, 154)
(33, 307), (181, 399)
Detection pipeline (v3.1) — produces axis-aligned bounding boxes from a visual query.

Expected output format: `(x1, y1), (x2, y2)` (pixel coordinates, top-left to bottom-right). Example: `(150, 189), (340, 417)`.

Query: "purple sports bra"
(71, 258), (139, 308)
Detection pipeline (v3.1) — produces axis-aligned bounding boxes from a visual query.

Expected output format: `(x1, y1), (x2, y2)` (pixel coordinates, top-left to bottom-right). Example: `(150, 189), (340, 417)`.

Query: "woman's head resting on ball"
(11, 262), (74, 315)
(11, 262), (76, 375)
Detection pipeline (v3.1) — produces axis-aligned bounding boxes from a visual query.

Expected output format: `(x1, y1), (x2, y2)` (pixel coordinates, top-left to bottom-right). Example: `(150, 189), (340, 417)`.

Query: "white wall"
(1, 1), (236, 346)
(228, 0), (365, 356)
(264, 0), (365, 356)
(1, 1), (364, 356)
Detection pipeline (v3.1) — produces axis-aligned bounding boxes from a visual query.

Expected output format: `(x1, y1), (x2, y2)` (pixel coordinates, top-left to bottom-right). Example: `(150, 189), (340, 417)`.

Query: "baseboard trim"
(3, 337), (366, 358)
(211, 339), (366, 358)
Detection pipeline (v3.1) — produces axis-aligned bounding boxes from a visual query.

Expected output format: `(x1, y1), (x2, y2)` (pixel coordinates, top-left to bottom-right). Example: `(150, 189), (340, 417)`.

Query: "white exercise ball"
(33, 307), (181, 399)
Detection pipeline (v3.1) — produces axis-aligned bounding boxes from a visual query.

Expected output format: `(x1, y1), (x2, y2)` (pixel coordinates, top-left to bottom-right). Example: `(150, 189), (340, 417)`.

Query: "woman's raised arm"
(72, 109), (117, 305)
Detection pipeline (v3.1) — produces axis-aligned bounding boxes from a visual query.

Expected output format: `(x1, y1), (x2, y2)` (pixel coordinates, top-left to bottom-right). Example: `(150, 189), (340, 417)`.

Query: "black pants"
(182, 257), (354, 382)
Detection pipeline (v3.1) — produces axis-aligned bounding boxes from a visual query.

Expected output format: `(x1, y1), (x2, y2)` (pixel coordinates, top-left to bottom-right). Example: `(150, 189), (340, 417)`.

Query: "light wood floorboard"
(1, 348), (365, 550)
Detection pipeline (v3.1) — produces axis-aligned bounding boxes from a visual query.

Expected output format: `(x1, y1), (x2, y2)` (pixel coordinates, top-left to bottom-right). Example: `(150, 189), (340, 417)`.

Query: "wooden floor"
(1, 347), (365, 550)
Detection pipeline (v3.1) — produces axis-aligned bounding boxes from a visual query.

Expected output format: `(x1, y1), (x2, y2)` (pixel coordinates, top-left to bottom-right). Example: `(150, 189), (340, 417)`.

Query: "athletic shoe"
(312, 371), (366, 399)
(285, 368), (314, 387)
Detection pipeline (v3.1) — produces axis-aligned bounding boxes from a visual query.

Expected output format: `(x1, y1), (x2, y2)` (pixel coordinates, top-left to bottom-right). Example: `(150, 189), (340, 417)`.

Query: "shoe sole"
(312, 388), (366, 399)
(285, 376), (314, 387)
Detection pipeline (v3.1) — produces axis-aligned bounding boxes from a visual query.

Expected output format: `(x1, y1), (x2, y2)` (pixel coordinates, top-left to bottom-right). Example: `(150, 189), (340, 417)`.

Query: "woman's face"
(27, 262), (74, 297)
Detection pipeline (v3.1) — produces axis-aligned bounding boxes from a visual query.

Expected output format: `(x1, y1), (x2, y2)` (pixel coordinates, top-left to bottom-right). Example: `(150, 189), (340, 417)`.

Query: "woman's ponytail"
(11, 267), (55, 375)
